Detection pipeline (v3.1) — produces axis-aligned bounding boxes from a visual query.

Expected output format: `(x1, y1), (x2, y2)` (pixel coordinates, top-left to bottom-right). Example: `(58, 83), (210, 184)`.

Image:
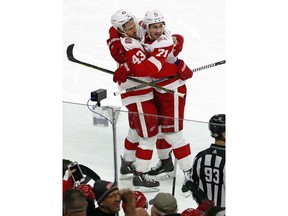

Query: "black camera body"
(91, 89), (107, 105)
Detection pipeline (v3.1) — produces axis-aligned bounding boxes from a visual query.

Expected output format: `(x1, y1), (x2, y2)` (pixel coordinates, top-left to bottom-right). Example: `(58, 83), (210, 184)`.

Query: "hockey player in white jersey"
(107, 10), (179, 182)
(107, 9), (194, 192)
(108, 9), (181, 189)
(109, 10), (193, 192)
(136, 10), (194, 195)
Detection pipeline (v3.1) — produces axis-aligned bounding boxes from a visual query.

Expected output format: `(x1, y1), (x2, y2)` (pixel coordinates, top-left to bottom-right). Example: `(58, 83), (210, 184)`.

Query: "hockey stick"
(114, 60), (226, 95)
(66, 44), (185, 97)
(192, 60), (225, 72)
(113, 75), (178, 96)
(171, 157), (177, 196)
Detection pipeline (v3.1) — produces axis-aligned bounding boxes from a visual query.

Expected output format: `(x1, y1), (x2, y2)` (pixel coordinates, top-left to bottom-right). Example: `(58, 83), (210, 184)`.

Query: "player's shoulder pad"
(120, 37), (143, 51)
(152, 34), (173, 49)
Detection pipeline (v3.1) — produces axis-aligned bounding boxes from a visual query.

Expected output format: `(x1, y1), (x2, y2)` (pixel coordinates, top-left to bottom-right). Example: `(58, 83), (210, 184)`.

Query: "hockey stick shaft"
(114, 60), (226, 95)
(193, 60), (225, 72)
(172, 157), (177, 196)
(113, 75), (178, 96)
(66, 44), (184, 97)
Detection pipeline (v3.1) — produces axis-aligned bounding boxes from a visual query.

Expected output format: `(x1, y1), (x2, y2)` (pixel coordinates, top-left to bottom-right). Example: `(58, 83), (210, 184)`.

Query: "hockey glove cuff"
(113, 63), (131, 85)
(172, 34), (184, 56)
(177, 60), (193, 80)
(107, 28), (126, 64)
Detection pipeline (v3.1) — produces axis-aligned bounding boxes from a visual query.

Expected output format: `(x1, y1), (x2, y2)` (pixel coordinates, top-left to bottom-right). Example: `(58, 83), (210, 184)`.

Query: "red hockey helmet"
(181, 208), (204, 216)
(122, 190), (148, 213)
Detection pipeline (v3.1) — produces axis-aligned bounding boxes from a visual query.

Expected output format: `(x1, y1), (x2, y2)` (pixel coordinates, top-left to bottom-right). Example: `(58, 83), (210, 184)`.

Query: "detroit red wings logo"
(125, 37), (133, 44)
(157, 36), (167, 42)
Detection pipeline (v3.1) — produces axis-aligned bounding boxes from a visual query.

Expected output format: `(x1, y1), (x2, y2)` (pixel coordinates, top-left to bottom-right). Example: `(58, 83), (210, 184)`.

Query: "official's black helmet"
(209, 114), (225, 139)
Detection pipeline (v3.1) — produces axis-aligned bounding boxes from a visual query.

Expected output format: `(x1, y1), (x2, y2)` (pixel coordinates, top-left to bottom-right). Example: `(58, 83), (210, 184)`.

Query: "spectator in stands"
(63, 188), (88, 216)
(150, 192), (206, 216)
(136, 207), (150, 216)
(63, 159), (73, 176)
(63, 159), (74, 194)
(150, 192), (180, 216)
(62, 159), (101, 195)
(76, 184), (96, 216)
(93, 179), (136, 216)
(122, 190), (149, 215)
(63, 159), (101, 186)
(62, 159), (98, 216)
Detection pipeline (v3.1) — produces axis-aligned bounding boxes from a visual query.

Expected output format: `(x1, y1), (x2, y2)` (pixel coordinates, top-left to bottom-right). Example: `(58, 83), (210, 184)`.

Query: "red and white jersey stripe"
(118, 37), (154, 106)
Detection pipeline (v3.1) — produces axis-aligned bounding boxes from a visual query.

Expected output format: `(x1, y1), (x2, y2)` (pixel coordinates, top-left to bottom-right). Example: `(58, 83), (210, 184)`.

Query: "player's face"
(148, 22), (165, 40)
(123, 19), (137, 38)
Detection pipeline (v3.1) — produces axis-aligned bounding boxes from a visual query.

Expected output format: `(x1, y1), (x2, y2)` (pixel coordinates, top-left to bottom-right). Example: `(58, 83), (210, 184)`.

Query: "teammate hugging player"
(107, 9), (194, 193)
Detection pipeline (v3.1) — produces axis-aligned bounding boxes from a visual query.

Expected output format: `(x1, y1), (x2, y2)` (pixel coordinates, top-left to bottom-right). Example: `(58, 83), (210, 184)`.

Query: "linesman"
(190, 114), (226, 207)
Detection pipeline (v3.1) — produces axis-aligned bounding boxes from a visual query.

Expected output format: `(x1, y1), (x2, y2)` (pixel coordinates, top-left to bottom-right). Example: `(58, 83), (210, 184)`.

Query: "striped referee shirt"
(191, 144), (225, 207)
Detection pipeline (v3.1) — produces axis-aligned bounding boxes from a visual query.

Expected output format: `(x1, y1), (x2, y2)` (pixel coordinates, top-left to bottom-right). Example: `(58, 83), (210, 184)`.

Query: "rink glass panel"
(63, 101), (214, 211)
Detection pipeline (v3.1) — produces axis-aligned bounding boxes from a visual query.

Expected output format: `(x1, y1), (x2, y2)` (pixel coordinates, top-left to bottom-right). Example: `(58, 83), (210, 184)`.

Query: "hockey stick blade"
(67, 44), (114, 75)
(67, 44), (77, 62)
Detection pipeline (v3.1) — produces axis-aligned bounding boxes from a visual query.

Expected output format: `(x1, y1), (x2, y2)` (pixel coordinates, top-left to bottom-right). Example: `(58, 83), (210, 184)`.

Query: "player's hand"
(113, 63), (131, 85)
(172, 34), (184, 56)
(107, 27), (126, 64)
(176, 60), (193, 80)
